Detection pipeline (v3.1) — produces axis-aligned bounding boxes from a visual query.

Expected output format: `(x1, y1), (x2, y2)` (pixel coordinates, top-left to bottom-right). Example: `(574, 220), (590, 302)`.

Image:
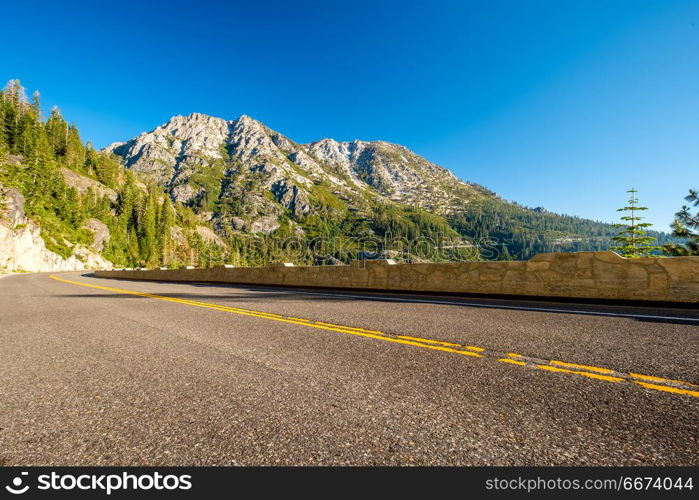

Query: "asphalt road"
(0, 272), (697, 466)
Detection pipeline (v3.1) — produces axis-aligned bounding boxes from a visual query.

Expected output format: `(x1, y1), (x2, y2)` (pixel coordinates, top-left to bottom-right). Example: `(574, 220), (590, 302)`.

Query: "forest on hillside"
(0, 80), (227, 268)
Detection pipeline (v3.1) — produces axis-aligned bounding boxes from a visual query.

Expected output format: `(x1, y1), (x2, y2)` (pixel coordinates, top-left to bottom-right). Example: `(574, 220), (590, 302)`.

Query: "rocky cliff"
(0, 182), (112, 272)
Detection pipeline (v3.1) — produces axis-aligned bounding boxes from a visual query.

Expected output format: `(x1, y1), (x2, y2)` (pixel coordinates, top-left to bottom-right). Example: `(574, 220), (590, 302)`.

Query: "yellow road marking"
(315, 322), (384, 334)
(49, 275), (482, 358)
(397, 335), (460, 347)
(549, 360), (615, 374)
(629, 372), (696, 387)
(499, 358), (525, 366)
(252, 312), (285, 318)
(634, 382), (699, 398)
(537, 364), (625, 383)
(396, 335), (485, 352)
(49, 274), (698, 398)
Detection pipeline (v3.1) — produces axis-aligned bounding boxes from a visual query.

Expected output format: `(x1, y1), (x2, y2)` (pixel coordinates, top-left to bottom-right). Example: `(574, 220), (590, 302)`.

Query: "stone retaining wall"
(94, 251), (699, 303)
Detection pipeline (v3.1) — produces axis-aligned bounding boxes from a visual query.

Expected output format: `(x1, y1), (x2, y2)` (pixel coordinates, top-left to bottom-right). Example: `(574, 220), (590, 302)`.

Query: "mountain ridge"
(104, 111), (492, 235)
(104, 110), (652, 261)
(3, 79), (669, 272)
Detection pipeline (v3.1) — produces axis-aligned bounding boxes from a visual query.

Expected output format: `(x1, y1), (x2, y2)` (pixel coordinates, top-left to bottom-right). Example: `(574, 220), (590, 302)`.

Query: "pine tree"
(31, 91), (42, 119)
(611, 188), (660, 257)
(1, 89), (19, 150)
(87, 148), (118, 188)
(65, 124), (85, 169)
(24, 128), (55, 204)
(127, 227), (140, 264)
(15, 112), (37, 157)
(65, 187), (83, 226)
(45, 106), (68, 157)
(157, 196), (174, 266)
(1, 80), (31, 153)
(664, 189), (699, 256)
(3, 80), (28, 108)
(139, 186), (158, 265)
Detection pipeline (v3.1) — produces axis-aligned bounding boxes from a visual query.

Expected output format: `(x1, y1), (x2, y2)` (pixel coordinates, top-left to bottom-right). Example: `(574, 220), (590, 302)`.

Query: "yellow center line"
(537, 364), (625, 383)
(498, 358), (526, 366)
(49, 275), (482, 359)
(549, 360), (615, 374)
(49, 274), (698, 398)
(397, 335), (461, 347)
(314, 321), (384, 334)
(629, 372), (697, 387)
(634, 381), (699, 398)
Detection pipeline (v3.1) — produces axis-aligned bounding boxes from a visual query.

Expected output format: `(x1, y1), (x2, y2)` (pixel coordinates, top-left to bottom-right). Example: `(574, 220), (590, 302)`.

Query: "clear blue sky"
(2, 0), (697, 229)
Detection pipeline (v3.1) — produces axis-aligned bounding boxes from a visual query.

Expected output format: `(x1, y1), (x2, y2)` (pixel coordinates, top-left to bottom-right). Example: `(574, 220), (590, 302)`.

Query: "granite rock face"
(107, 113), (231, 189)
(61, 167), (118, 202)
(106, 113), (489, 234)
(305, 138), (480, 212)
(0, 183), (112, 272)
(82, 218), (111, 252)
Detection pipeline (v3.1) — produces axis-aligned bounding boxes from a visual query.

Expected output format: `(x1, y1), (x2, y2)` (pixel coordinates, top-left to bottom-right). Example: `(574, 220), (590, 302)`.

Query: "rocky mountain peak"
(235, 114), (261, 127)
(105, 112), (488, 233)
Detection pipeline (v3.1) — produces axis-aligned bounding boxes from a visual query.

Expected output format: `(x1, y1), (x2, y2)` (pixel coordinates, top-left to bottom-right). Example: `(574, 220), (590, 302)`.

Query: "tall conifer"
(611, 188), (660, 257)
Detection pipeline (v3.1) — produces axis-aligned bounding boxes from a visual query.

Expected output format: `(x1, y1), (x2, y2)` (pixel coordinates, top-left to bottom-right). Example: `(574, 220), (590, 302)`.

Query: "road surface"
(0, 272), (697, 466)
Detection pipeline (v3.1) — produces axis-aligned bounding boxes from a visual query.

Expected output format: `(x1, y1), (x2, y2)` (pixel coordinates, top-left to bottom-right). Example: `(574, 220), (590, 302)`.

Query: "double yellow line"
(49, 274), (698, 399)
(49, 275), (484, 357)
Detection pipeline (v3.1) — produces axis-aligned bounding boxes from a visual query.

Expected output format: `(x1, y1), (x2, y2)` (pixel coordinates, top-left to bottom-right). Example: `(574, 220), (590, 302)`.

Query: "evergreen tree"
(45, 106), (68, 157)
(139, 186), (158, 265)
(31, 91), (42, 119)
(65, 124), (85, 169)
(3, 80), (27, 107)
(1, 80), (29, 151)
(611, 188), (660, 257)
(157, 196), (174, 266)
(1, 91), (17, 150)
(15, 112), (37, 156)
(23, 127), (55, 206)
(87, 148), (119, 188)
(664, 189), (699, 256)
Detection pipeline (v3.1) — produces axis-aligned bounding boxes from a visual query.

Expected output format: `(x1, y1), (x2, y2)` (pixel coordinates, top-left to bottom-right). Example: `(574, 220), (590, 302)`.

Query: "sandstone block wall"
(94, 251), (699, 303)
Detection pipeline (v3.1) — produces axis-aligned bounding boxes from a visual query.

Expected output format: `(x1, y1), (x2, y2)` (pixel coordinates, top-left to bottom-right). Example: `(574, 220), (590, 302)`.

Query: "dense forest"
(449, 199), (673, 260)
